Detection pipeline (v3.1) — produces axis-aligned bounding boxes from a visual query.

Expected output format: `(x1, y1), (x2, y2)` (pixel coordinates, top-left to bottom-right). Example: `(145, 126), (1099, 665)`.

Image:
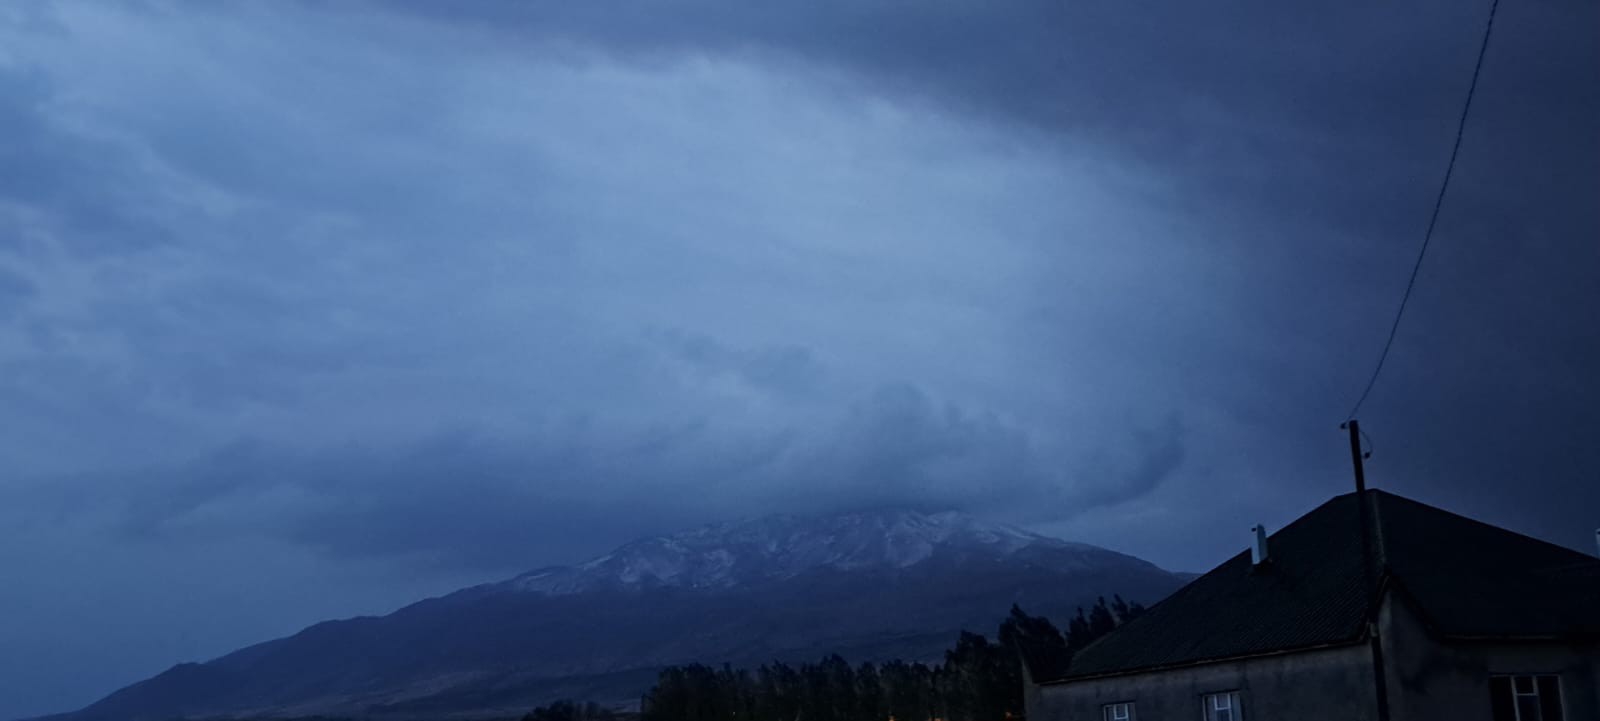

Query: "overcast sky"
(1, 1), (1596, 718)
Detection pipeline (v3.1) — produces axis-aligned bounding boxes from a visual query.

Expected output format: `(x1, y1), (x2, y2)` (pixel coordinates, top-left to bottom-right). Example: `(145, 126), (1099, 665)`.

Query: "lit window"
(1201, 691), (1242, 721)
(1102, 702), (1135, 721)
(1490, 675), (1563, 721)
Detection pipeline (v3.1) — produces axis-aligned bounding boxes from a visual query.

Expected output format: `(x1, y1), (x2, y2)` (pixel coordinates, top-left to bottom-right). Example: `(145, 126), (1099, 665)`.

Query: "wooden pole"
(1346, 419), (1367, 494)
(1343, 420), (1389, 721)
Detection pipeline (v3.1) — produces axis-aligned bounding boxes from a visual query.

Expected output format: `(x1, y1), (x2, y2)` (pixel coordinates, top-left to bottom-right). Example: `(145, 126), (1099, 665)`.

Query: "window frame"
(1200, 690), (1242, 721)
(1490, 673), (1564, 721)
(1101, 701), (1135, 721)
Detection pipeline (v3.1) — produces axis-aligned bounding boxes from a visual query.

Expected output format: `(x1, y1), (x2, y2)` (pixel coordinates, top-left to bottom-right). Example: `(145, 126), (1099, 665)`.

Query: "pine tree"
(1108, 594), (1148, 625)
(998, 604), (1068, 660)
(818, 655), (856, 721)
(998, 604), (1067, 710)
(1110, 595), (1131, 624)
(1087, 597), (1117, 638)
(856, 662), (885, 721)
(1065, 607), (1092, 652)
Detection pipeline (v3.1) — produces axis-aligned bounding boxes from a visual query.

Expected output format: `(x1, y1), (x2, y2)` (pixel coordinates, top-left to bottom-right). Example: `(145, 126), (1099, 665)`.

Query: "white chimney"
(1251, 524), (1269, 566)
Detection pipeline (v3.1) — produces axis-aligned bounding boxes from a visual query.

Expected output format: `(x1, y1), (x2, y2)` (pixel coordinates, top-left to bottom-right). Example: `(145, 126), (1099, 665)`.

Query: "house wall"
(1030, 644), (1379, 721)
(1379, 593), (1600, 721)
(1021, 654), (1042, 721)
(1028, 593), (1600, 721)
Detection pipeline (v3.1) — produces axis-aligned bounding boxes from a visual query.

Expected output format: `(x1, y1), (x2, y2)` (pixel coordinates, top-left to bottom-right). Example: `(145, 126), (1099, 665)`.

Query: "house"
(1023, 489), (1600, 721)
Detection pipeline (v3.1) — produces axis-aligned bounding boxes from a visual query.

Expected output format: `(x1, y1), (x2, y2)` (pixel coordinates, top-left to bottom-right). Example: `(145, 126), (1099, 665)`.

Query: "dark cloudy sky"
(1, 0), (1596, 717)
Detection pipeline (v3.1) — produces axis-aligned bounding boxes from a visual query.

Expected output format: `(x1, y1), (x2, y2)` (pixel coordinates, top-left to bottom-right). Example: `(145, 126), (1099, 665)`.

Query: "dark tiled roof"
(1051, 490), (1600, 682)
(1377, 491), (1600, 639)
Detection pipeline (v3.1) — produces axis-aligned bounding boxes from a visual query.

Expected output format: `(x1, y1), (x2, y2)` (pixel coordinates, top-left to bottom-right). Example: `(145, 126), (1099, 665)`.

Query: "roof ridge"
(1111, 493), (1355, 628)
(1267, 492), (1355, 538)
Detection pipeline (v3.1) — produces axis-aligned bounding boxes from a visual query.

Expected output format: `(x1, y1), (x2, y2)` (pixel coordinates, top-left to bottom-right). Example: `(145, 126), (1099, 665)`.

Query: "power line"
(1345, 0), (1503, 421)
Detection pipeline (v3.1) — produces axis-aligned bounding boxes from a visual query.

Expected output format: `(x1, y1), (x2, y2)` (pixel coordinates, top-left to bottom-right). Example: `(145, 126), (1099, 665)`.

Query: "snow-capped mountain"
(40, 509), (1190, 721)
(506, 509), (1097, 594)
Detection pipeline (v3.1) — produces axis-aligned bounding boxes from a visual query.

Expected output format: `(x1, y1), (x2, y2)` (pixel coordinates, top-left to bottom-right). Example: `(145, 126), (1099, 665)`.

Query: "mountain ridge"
(497, 508), (1101, 596)
(36, 507), (1190, 721)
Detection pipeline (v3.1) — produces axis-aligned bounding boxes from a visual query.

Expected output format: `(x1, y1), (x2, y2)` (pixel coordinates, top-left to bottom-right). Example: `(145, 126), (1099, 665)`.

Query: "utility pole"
(1342, 421), (1376, 605)
(1342, 419), (1389, 721)
(1346, 419), (1367, 494)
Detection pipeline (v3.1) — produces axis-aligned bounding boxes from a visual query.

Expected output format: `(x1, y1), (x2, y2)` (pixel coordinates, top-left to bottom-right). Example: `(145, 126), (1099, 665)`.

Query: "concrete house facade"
(1024, 490), (1600, 721)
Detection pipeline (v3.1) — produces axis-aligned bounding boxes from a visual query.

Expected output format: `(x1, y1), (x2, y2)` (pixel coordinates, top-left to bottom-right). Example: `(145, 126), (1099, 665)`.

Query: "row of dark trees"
(522, 700), (627, 721)
(594, 596), (1144, 721)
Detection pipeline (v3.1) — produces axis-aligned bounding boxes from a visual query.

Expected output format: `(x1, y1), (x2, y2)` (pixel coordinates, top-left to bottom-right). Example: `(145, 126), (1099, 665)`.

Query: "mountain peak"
(503, 507), (1087, 596)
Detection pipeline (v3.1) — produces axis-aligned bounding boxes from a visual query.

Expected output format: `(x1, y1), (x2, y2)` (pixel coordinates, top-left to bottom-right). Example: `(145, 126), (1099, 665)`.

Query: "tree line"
(523, 596), (1146, 721)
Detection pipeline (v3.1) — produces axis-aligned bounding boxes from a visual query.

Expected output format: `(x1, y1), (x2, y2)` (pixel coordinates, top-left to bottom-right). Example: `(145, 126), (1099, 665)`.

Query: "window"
(1102, 702), (1135, 721)
(1490, 674), (1563, 721)
(1201, 691), (1242, 721)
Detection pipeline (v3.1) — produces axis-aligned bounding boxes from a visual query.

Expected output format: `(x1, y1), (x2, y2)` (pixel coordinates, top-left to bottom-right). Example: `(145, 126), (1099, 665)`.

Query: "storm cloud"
(0, 1), (1595, 718)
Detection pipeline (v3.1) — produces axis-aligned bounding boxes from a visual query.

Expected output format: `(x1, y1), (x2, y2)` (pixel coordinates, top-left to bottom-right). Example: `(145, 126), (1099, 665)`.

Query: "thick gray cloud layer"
(0, 1), (1595, 717)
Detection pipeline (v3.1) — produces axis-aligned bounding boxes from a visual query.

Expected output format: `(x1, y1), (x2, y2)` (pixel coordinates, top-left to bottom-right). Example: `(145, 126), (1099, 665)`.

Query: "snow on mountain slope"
(504, 509), (1095, 594)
